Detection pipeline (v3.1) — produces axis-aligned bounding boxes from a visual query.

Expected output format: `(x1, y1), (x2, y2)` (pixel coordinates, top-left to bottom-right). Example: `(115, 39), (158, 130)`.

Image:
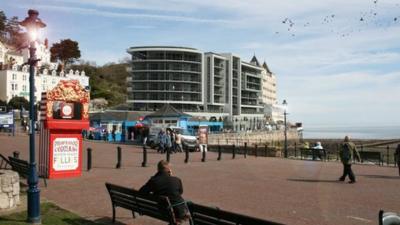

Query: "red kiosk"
(39, 80), (90, 179)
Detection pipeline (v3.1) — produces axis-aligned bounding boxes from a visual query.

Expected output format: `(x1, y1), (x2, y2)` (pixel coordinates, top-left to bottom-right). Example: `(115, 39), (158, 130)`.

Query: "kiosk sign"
(52, 138), (79, 171)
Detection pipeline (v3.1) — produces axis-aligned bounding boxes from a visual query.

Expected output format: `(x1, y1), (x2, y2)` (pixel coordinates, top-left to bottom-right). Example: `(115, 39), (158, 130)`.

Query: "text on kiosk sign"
(53, 138), (79, 171)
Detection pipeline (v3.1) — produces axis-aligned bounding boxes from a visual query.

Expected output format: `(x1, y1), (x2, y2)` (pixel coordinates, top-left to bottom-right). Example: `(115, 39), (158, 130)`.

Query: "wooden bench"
(187, 202), (284, 225)
(300, 148), (326, 161)
(0, 154), (11, 170)
(359, 151), (382, 165)
(105, 182), (177, 224)
(8, 157), (47, 187)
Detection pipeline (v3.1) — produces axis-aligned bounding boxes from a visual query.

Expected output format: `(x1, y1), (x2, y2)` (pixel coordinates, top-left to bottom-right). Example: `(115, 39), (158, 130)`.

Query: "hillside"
(71, 62), (128, 106)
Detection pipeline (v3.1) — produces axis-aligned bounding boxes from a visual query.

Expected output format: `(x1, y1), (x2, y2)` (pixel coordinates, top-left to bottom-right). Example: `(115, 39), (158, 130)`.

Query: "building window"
(12, 74), (17, 80)
(22, 85), (26, 91)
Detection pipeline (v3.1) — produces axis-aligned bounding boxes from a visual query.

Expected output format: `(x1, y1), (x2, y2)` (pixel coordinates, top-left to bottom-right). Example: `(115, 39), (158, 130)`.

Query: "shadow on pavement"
(359, 174), (400, 180)
(287, 178), (340, 183)
(92, 216), (127, 225)
(63, 217), (126, 225)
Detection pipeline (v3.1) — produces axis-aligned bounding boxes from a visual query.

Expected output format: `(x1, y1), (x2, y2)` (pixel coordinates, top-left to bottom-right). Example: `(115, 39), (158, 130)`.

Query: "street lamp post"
(19, 9), (46, 224)
(282, 100), (288, 158)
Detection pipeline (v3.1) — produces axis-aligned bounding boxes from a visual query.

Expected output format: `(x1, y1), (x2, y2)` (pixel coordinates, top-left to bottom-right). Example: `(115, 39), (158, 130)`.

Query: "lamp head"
(19, 9), (46, 42)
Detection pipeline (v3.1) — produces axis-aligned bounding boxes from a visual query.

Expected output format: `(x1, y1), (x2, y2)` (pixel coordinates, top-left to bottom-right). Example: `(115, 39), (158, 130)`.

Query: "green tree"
(50, 39), (81, 70)
(8, 96), (29, 110)
(0, 11), (6, 33)
(5, 16), (23, 47)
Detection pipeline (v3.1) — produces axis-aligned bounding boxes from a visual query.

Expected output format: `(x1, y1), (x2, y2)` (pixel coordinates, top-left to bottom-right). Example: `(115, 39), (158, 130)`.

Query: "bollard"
(294, 142), (297, 158)
(336, 144), (339, 161)
(361, 145), (364, 163)
(166, 148), (171, 162)
(387, 146), (390, 166)
(201, 145), (206, 162)
(232, 144), (236, 159)
(264, 144), (268, 157)
(142, 145), (147, 167)
(217, 145), (222, 161)
(87, 148), (92, 171)
(116, 146), (122, 169)
(184, 147), (189, 163)
(244, 142), (247, 158)
(255, 144), (258, 157)
(13, 151), (20, 159)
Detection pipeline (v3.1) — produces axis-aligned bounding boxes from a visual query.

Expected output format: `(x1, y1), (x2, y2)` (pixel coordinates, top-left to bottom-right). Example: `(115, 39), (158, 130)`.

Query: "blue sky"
(2, 0), (400, 127)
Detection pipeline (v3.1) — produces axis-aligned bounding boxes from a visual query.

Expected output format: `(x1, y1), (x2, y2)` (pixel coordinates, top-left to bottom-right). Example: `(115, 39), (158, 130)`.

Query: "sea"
(302, 125), (400, 140)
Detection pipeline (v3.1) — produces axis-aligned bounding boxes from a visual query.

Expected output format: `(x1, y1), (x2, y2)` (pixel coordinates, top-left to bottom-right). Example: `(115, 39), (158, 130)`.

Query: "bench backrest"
(105, 182), (176, 224)
(8, 157), (29, 177)
(187, 202), (284, 225)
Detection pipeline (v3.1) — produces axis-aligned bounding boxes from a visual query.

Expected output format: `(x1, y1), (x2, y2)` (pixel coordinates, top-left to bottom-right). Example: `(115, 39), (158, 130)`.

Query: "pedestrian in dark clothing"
(339, 136), (361, 183)
(112, 129), (116, 142)
(395, 144), (400, 176)
(139, 160), (190, 223)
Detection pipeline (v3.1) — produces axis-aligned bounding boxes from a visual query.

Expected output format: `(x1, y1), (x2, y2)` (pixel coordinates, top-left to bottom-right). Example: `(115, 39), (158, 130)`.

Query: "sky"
(1, 0), (400, 127)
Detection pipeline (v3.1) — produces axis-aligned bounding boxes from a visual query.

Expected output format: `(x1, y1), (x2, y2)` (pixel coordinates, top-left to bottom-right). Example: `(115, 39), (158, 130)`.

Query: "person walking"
(339, 136), (361, 183)
(395, 144), (400, 176)
(175, 131), (183, 153)
(139, 160), (191, 223)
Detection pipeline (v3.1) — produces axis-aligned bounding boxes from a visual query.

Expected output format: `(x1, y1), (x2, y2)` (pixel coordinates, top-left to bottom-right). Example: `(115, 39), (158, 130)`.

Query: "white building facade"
(0, 40), (89, 103)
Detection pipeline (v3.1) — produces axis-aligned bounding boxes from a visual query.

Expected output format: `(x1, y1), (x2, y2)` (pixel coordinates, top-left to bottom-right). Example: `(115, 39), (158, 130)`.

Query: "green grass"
(0, 202), (97, 225)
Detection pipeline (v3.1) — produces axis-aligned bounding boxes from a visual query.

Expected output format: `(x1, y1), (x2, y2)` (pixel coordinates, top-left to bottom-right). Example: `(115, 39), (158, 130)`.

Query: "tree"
(50, 39), (81, 70)
(0, 11), (6, 33)
(5, 16), (23, 47)
(8, 96), (29, 110)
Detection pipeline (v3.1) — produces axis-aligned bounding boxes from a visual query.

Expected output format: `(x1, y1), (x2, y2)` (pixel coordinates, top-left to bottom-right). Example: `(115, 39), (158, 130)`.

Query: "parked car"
(170, 127), (198, 152)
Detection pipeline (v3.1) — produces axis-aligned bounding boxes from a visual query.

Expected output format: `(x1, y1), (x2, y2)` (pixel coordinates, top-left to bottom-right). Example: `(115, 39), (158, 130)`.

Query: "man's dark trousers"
(340, 164), (355, 181)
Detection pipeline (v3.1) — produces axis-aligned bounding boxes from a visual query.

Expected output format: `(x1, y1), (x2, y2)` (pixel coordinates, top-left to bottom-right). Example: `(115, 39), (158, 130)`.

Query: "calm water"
(303, 126), (400, 139)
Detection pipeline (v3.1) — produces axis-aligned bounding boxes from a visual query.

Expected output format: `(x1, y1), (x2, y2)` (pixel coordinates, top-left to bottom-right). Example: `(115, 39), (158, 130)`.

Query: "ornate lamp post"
(19, 9), (46, 224)
(282, 100), (288, 158)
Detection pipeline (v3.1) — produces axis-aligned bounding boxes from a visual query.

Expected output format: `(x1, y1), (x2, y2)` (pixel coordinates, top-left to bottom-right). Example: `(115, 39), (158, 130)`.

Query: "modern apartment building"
(127, 46), (278, 130)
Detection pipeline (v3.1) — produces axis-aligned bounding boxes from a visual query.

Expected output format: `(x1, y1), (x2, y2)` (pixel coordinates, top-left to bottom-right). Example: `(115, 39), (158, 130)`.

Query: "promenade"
(1, 135), (399, 225)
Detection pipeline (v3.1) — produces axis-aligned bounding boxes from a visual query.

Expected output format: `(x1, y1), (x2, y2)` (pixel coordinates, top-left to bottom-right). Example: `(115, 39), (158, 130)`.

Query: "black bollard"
(116, 146), (122, 169)
(142, 145), (147, 167)
(265, 144), (268, 157)
(87, 148), (92, 171)
(166, 148), (170, 162)
(184, 147), (189, 163)
(294, 142), (297, 158)
(13, 151), (20, 159)
(387, 146), (390, 166)
(336, 144), (339, 161)
(244, 142), (247, 158)
(201, 145), (206, 162)
(255, 144), (258, 157)
(232, 144), (236, 159)
(361, 145), (364, 163)
(217, 145), (222, 161)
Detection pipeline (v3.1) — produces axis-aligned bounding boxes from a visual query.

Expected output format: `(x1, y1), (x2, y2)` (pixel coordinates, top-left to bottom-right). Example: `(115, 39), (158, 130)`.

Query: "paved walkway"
(1, 135), (399, 225)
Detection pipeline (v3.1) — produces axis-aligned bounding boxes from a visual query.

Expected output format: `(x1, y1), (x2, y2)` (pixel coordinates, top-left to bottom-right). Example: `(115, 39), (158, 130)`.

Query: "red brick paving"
(1, 135), (399, 225)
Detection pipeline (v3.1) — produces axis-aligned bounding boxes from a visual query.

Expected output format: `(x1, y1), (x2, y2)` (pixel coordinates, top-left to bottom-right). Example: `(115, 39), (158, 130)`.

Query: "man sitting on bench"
(140, 160), (190, 223)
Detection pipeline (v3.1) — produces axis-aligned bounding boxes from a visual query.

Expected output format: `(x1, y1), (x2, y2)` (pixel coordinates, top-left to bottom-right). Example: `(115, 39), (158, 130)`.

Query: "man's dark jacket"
(139, 171), (186, 218)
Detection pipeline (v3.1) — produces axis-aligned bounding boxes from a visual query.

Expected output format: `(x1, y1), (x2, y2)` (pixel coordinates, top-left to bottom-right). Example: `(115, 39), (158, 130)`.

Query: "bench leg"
(112, 205), (116, 223)
(132, 211), (136, 218)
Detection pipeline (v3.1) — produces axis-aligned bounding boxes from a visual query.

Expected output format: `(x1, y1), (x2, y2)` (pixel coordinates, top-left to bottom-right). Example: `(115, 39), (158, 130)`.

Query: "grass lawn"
(0, 202), (97, 225)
